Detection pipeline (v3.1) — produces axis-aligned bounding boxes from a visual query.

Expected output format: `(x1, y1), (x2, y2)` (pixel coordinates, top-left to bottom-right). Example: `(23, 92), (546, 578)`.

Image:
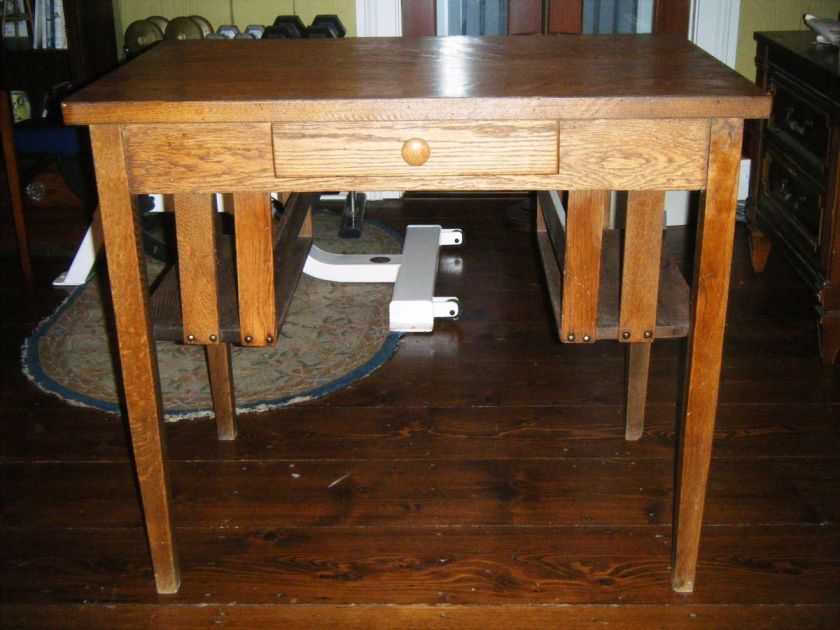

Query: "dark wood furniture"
(0, 0), (116, 112)
(0, 90), (32, 282)
(62, 34), (770, 595)
(748, 31), (840, 364)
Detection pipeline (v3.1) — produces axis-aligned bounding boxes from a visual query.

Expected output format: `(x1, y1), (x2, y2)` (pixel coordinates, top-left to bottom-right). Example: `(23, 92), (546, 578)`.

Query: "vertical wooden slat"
(89, 124), (180, 594)
(653, 0), (691, 35)
(233, 191), (276, 346)
(0, 91), (33, 284)
(205, 343), (237, 441)
(508, 0), (543, 34)
(619, 190), (666, 342)
(672, 118), (743, 593)
(562, 190), (609, 343)
(174, 193), (221, 345)
(547, 0), (583, 33)
(625, 343), (651, 441)
(401, 0), (436, 36)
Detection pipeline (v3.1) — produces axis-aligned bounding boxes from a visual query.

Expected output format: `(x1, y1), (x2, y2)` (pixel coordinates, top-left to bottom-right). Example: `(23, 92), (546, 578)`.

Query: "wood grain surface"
(272, 121), (558, 177)
(672, 118), (745, 593)
(63, 36), (771, 124)
(173, 193), (221, 345)
(88, 124), (180, 594)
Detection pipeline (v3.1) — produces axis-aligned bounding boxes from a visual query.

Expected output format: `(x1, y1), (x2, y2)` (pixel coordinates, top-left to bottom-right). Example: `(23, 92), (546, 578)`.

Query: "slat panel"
(562, 190), (608, 343)
(619, 190), (666, 343)
(233, 192), (276, 347)
(272, 121), (558, 177)
(173, 193), (221, 345)
(558, 119), (709, 189)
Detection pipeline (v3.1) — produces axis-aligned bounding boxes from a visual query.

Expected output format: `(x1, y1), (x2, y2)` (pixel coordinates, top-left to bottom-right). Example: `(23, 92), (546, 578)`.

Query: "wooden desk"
(63, 35), (771, 595)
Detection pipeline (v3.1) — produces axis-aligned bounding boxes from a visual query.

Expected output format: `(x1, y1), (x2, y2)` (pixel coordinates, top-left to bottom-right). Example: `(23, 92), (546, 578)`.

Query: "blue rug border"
(20, 208), (405, 420)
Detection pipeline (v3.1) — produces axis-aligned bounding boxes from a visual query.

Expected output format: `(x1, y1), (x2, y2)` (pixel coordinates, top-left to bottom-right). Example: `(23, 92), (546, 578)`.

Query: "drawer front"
(768, 73), (832, 168)
(272, 121), (558, 177)
(759, 147), (824, 254)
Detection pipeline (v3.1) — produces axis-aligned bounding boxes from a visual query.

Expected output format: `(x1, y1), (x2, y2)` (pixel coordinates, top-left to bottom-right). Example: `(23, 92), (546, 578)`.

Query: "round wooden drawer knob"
(401, 138), (431, 166)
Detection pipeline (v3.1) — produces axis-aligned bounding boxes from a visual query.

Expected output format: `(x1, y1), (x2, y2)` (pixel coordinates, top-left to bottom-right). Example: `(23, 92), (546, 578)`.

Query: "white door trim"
(356, 0), (403, 37)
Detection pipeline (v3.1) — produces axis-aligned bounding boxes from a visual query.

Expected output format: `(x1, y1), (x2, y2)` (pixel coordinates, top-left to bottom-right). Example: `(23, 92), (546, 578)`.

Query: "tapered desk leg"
(89, 125), (180, 594)
(672, 118), (743, 593)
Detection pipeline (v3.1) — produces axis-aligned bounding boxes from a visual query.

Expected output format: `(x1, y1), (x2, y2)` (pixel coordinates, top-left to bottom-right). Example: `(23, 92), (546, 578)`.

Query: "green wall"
(113, 0), (356, 56)
(736, 0), (840, 78)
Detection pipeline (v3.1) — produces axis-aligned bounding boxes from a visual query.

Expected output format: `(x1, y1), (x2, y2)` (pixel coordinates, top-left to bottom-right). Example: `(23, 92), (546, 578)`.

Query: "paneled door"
(402, 0), (690, 37)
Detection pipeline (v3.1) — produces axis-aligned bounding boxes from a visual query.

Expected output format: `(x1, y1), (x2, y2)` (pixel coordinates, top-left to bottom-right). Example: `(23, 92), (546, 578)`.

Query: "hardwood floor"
(1, 195), (838, 628)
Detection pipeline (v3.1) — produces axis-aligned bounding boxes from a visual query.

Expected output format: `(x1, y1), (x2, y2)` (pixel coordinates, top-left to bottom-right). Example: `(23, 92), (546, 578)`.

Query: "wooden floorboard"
(1, 194), (838, 627)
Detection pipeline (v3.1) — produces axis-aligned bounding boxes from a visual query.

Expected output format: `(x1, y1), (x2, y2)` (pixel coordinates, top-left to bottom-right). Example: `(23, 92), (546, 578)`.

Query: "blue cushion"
(13, 124), (80, 154)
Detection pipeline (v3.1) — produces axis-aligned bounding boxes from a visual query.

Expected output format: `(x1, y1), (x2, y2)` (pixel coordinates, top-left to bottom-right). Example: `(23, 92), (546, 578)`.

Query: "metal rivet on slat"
(644, 330), (653, 339)
(209, 334), (217, 343)
(582, 334), (591, 343)
(244, 335), (253, 344)
(266, 335), (274, 344)
(567, 333), (575, 342)
(187, 334), (195, 342)
(622, 330), (631, 340)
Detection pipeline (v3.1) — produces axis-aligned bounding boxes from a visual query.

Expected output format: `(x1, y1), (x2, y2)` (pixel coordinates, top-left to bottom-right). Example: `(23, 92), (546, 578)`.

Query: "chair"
(148, 191), (313, 438)
(535, 190), (689, 440)
(1, 90), (33, 283)
(1, 86), (89, 285)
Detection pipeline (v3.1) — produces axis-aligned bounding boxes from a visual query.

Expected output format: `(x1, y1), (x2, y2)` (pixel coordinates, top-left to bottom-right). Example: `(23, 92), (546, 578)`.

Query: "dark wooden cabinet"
(748, 31), (840, 363)
(0, 0), (116, 111)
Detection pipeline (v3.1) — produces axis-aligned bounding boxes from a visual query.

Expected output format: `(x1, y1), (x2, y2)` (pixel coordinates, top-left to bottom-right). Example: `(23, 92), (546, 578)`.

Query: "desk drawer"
(272, 121), (558, 177)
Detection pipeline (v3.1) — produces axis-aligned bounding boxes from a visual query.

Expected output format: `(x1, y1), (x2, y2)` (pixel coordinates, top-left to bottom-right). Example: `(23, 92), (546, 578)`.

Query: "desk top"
(64, 34), (770, 125)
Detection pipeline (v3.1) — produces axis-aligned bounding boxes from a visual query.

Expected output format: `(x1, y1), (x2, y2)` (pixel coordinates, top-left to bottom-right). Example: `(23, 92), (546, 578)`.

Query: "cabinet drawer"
(272, 121), (558, 177)
(759, 147), (824, 252)
(769, 73), (832, 168)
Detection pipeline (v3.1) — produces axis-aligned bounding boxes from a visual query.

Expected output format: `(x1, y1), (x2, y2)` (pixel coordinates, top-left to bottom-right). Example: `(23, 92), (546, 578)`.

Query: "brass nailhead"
(582, 334), (591, 343)
(643, 330), (653, 339)
(186, 334), (195, 342)
(244, 335), (253, 344)
(567, 333), (575, 342)
(266, 335), (274, 344)
(622, 331), (631, 340)
(209, 334), (217, 343)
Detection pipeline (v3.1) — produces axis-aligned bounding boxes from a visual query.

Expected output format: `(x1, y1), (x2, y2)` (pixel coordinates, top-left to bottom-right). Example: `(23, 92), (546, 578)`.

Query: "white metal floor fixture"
(303, 225), (462, 332)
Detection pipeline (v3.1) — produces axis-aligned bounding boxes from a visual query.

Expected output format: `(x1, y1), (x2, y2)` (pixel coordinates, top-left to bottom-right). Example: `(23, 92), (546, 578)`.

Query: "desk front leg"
(672, 118), (743, 593)
(89, 125), (180, 594)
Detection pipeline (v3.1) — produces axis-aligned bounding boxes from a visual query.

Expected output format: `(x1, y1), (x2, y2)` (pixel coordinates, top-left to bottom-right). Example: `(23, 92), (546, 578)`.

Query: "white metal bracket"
(304, 225), (462, 333)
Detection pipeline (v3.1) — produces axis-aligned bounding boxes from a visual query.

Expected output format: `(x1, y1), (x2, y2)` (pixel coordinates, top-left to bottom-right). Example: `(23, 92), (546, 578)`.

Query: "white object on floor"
(303, 225), (462, 333)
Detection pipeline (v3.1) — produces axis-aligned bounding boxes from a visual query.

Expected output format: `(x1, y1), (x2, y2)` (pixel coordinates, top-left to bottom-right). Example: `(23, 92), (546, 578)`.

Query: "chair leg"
(205, 342), (237, 440)
(0, 91), (34, 285)
(624, 342), (651, 441)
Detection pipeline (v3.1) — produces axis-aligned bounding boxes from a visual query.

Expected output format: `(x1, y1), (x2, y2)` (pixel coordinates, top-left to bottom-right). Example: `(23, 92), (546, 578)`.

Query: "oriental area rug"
(21, 210), (401, 420)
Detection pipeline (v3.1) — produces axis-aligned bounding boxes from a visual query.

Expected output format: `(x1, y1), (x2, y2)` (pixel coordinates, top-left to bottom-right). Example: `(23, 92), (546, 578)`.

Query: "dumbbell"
(190, 15), (214, 38)
(308, 15), (346, 38)
(272, 15), (308, 38)
(146, 16), (168, 33)
(164, 16), (206, 41)
(217, 25), (240, 39)
(124, 19), (164, 55)
(245, 25), (265, 39)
